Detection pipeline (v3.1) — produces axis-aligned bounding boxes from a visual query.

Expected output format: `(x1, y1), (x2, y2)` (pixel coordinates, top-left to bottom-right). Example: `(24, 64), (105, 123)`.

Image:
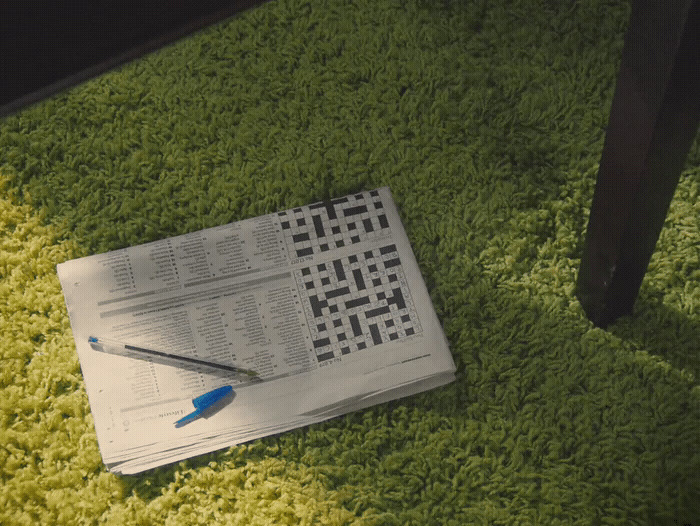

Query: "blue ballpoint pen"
(88, 336), (259, 377)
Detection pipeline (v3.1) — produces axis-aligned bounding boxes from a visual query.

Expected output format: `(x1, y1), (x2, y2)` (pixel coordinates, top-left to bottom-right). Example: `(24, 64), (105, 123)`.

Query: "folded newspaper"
(57, 187), (456, 474)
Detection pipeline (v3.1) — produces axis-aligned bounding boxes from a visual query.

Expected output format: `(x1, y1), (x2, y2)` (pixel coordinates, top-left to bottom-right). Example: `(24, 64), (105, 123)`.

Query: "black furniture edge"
(576, 0), (700, 327)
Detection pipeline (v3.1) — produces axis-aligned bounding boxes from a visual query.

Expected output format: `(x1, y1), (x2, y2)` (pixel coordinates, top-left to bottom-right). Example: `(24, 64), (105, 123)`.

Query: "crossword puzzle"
(278, 190), (390, 258)
(294, 244), (422, 362)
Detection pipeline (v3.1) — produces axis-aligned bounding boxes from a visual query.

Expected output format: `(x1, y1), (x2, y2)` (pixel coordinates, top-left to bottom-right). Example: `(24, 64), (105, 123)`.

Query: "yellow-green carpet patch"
(1, 0), (699, 524)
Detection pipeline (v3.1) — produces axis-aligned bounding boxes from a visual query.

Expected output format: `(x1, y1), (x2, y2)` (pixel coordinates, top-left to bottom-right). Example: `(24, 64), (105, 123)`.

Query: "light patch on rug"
(0, 173), (371, 524)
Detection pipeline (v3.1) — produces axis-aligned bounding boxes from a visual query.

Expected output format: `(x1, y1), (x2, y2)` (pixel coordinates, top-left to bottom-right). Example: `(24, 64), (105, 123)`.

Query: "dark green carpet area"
(2, 0), (699, 524)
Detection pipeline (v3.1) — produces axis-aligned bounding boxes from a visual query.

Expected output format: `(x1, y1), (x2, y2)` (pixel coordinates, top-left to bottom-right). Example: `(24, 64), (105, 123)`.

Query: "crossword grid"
(278, 190), (390, 258)
(294, 244), (422, 362)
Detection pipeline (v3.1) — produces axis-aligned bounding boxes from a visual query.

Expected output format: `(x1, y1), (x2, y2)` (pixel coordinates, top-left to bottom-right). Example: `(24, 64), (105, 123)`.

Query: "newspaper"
(57, 187), (455, 474)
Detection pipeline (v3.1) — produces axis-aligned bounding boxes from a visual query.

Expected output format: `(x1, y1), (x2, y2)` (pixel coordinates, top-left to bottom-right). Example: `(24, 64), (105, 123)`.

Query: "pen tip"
(88, 336), (98, 343)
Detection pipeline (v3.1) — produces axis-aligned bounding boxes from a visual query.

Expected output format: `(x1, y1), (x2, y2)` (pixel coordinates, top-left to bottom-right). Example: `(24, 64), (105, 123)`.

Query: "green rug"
(2, 0), (699, 523)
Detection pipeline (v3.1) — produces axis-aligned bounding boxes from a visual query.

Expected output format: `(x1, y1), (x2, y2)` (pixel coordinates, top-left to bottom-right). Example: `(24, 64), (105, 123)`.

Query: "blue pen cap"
(175, 385), (234, 428)
(193, 385), (233, 410)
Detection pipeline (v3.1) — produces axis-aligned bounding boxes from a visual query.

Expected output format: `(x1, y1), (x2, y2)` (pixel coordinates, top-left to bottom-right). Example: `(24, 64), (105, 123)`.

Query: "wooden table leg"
(576, 0), (700, 327)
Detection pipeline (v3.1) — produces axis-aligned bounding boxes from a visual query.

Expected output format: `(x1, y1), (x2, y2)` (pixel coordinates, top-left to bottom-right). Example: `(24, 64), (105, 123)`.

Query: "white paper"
(57, 187), (455, 474)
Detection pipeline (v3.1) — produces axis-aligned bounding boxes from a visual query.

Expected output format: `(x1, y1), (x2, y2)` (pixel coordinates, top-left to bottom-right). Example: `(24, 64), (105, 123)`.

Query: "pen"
(87, 336), (259, 377)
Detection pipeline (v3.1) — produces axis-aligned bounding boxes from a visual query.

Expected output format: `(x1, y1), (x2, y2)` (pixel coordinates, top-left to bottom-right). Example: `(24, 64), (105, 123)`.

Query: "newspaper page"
(57, 187), (456, 474)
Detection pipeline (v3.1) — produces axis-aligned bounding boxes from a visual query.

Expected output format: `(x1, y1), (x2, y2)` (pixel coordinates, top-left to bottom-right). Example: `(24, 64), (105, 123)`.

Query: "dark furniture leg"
(576, 0), (700, 328)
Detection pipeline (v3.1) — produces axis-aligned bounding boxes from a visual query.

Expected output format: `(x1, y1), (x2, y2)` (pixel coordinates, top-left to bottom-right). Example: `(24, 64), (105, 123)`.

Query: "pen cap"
(192, 385), (233, 410)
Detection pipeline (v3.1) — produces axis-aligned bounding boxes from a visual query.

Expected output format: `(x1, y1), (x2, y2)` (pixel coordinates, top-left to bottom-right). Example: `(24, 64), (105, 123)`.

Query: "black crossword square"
(302, 267), (311, 276)
(281, 221), (290, 229)
(317, 322), (326, 331)
(368, 264), (377, 273)
(388, 274), (398, 282)
(333, 318), (343, 327)
(332, 225), (341, 234)
(297, 218), (306, 226)
(349, 255), (358, 263)
(348, 222), (356, 230)
(321, 277), (330, 286)
(318, 263), (326, 271)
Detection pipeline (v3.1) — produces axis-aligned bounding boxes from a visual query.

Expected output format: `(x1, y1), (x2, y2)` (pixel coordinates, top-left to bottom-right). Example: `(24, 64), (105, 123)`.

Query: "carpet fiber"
(1, 0), (699, 524)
